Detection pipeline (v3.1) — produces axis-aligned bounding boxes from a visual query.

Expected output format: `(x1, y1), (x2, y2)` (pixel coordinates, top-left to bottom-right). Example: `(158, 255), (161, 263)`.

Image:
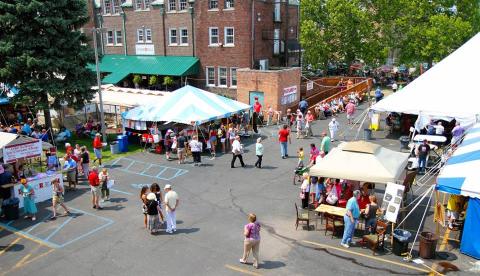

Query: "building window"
(106, 30), (114, 45)
(135, 0), (142, 10)
(115, 30), (123, 45)
(137, 29), (144, 43)
(225, 0), (234, 9)
(103, 0), (112, 14)
(112, 0), (120, 14)
(169, 29), (178, 45)
(168, 0), (176, 11)
(209, 27), (219, 45)
(179, 0), (187, 10)
(180, 28), (188, 45)
(230, 68), (237, 87)
(218, 67), (227, 87)
(206, 67), (215, 87)
(224, 27), (234, 46)
(145, 29), (152, 43)
(208, 0), (218, 10)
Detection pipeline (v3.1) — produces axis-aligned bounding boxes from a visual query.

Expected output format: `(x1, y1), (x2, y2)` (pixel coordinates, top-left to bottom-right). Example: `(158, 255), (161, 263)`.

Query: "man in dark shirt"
(176, 132), (187, 164)
(417, 139), (431, 174)
(0, 166), (14, 216)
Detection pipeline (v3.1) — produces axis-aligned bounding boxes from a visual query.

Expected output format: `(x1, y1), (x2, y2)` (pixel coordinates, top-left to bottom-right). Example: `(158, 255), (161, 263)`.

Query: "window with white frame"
(224, 27), (234, 46)
(230, 68), (237, 87)
(209, 27), (219, 45)
(145, 28), (152, 43)
(103, 0), (112, 14)
(168, 0), (176, 11)
(206, 67), (215, 86)
(179, 0), (187, 10)
(106, 30), (114, 45)
(144, 0), (151, 9)
(218, 67), (227, 87)
(169, 29), (178, 45)
(115, 30), (123, 45)
(208, 0), (218, 9)
(112, 0), (120, 14)
(225, 0), (234, 9)
(135, 0), (142, 10)
(137, 29), (144, 43)
(180, 28), (188, 45)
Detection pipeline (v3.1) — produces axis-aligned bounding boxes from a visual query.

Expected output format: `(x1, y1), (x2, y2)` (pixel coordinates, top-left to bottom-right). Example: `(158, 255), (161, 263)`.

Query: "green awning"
(93, 55), (199, 84)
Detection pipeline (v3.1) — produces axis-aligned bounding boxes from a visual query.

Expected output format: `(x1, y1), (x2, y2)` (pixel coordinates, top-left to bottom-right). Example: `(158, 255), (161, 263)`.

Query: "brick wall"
(237, 67), (301, 114)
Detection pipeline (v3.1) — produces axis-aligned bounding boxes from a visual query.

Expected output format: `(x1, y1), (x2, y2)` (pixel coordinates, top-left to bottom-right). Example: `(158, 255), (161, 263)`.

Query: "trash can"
(419, 231), (438, 259)
(2, 197), (19, 220)
(392, 229), (412, 256)
(117, 135), (128, 152)
(364, 128), (372, 140)
(110, 141), (120, 155)
(399, 136), (410, 150)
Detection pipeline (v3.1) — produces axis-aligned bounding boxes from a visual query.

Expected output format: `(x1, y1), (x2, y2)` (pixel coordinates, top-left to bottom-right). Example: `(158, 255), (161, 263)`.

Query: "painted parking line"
(110, 188), (134, 195)
(0, 207), (114, 249)
(107, 157), (188, 181)
(225, 264), (262, 276)
(302, 240), (430, 274)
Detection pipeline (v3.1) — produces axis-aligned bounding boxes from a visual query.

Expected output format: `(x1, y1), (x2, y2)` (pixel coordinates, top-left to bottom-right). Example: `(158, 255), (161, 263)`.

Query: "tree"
(133, 75), (142, 88)
(0, 0), (96, 131)
(163, 76), (173, 92)
(148, 75), (158, 87)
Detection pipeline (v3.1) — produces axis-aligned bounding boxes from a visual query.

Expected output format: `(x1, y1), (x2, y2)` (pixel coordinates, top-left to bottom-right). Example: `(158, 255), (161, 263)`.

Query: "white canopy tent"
(92, 84), (169, 108)
(371, 32), (480, 122)
(309, 141), (409, 183)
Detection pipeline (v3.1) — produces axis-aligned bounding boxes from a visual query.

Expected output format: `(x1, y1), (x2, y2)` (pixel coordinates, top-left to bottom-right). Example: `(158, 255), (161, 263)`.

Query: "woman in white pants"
(328, 118), (339, 142)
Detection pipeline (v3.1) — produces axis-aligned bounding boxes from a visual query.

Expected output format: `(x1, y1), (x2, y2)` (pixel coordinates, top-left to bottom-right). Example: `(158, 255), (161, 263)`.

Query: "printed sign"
(382, 182), (405, 223)
(281, 85), (297, 105)
(307, 81), (314, 91)
(135, 44), (155, 55)
(3, 140), (42, 163)
(14, 174), (64, 208)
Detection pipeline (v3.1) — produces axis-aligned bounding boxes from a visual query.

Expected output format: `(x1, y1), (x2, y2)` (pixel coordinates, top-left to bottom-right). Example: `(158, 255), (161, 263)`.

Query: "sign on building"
(382, 182), (405, 223)
(281, 86), (297, 105)
(3, 140), (42, 163)
(307, 81), (314, 91)
(135, 44), (155, 55)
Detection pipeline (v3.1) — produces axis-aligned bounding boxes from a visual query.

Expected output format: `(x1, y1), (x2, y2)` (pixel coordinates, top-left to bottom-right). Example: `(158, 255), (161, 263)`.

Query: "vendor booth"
(437, 123), (480, 259)
(0, 133), (63, 208)
(309, 141), (409, 183)
(123, 85), (251, 125)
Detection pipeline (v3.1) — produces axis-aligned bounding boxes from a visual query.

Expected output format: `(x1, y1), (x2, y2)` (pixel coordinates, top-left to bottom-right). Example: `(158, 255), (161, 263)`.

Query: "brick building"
(90, 0), (300, 98)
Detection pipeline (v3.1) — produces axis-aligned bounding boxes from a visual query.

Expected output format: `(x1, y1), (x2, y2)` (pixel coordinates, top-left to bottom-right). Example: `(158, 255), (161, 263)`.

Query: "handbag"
(107, 179), (115, 189)
(300, 191), (305, 199)
(171, 141), (177, 150)
(326, 186), (338, 205)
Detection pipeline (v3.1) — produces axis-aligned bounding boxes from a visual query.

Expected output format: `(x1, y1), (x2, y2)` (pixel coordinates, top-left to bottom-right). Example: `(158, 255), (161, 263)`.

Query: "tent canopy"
(437, 123), (480, 199)
(92, 84), (169, 108)
(371, 33), (480, 118)
(309, 141), (409, 183)
(123, 85), (251, 125)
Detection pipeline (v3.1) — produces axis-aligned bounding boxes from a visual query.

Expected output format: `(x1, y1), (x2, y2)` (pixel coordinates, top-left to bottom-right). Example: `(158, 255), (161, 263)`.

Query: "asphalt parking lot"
(0, 102), (476, 275)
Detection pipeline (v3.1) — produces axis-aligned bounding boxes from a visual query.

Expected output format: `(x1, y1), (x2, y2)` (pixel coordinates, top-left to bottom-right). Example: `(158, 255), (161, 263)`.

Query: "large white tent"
(309, 141), (409, 183)
(371, 32), (480, 120)
(92, 84), (169, 108)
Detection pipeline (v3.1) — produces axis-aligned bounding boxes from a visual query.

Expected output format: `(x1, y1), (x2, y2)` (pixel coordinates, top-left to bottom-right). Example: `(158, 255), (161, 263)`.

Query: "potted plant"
(133, 75), (142, 89)
(148, 75), (158, 89)
(163, 76), (174, 91)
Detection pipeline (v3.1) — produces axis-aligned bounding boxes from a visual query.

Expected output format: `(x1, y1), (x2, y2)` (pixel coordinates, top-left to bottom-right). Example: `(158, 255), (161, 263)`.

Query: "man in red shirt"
(252, 97), (262, 133)
(278, 124), (291, 159)
(92, 133), (103, 166)
(88, 167), (102, 209)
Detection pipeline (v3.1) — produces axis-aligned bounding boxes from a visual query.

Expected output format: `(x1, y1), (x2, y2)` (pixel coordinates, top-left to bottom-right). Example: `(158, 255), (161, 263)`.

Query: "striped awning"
(123, 85), (251, 125)
(437, 123), (480, 198)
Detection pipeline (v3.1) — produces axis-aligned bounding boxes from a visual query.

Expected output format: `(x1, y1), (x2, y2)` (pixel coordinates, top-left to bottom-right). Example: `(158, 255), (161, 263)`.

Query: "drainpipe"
(284, 1), (289, 67)
(120, 9), (127, 55)
(97, 13), (105, 55)
(160, 3), (167, 56)
(189, 0), (196, 57)
(251, 0), (255, 68)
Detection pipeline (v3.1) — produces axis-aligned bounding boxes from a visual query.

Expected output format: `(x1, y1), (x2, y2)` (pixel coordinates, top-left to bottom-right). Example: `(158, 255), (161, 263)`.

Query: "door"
(249, 91), (264, 107)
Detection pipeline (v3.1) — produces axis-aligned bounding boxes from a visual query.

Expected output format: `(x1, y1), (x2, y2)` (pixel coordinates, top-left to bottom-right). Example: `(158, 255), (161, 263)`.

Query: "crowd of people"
(139, 183), (179, 235)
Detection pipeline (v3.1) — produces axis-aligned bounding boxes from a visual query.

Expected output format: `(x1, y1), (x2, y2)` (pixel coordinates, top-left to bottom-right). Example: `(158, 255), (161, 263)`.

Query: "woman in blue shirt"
(341, 190), (361, 248)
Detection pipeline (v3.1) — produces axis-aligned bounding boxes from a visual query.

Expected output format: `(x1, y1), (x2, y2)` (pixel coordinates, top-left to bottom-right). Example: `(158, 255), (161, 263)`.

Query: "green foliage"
(0, 0), (96, 129)
(163, 76), (173, 86)
(148, 75), (158, 86)
(300, 0), (480, 68)
(132, 75), (142, 84)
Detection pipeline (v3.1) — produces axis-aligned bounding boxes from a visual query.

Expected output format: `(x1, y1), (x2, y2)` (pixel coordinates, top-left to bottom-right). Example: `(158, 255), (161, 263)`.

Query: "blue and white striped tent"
(123, 85), (251, 125)
(437, 123), (480, 198)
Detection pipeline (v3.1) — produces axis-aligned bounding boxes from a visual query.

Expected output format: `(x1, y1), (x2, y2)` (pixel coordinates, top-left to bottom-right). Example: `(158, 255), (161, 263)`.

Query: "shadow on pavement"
(261, 260), (286, 269)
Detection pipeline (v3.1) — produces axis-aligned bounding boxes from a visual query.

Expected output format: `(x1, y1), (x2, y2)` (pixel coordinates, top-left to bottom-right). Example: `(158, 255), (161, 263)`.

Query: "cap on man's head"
(95, 133), (101, 136)
(164, 184), (172, 190)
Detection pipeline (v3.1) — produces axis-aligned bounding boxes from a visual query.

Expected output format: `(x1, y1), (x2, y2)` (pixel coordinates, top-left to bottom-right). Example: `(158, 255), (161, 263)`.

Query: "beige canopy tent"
(309, 141), (409, 183)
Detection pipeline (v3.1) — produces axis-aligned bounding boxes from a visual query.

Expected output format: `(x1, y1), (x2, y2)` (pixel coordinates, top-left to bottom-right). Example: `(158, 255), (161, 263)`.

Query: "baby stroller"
(293, 166), (309, 185)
